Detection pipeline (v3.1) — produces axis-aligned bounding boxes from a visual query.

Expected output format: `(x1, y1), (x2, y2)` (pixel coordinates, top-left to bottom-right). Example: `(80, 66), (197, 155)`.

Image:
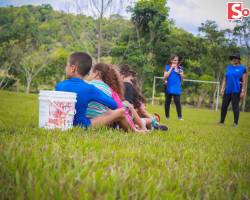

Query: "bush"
(0, 76), (16, 89)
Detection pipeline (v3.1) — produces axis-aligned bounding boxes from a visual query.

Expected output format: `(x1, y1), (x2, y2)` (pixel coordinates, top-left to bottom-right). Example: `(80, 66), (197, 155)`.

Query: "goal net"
(151, 76), (220, 111)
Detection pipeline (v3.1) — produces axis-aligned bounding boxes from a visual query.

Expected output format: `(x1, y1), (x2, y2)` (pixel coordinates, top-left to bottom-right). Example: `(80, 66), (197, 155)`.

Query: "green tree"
(20, 48), (51, 93)
(115, 0), (171, 95)
(198, 20), (239, 81)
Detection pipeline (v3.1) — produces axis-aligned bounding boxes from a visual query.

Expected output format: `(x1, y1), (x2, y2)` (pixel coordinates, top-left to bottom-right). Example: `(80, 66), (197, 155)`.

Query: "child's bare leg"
(130, 107), (147, 130)
(118, 118), (147, 133)
(91, 108), (125, 128)
(117, 117), (131, 132)
(91, 108), (147, 133)
(145, 118), (153, 129)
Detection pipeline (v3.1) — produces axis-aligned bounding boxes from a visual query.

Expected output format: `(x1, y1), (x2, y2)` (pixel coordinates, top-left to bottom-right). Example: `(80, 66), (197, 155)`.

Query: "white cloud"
(168, 0), (250, 34)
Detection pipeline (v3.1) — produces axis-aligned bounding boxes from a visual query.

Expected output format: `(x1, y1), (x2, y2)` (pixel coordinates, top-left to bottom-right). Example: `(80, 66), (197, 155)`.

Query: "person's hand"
(117, 107), (126, 117)
(171, 64), (177, 68)
(123, 101), (133, 110)
(240, 91), (246, 99)
(141, 125), (148, 131)
(164, 71), (168, 78)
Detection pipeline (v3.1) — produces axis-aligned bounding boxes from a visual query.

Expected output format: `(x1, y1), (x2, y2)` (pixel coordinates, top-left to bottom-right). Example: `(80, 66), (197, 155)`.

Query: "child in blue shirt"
(55, 52), (127, 129)
(219, 54), (247, 127)
(164, 55), (184, 120)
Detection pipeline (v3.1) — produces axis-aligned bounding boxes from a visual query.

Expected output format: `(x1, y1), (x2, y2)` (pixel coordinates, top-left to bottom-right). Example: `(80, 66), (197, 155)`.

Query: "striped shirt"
(86, 80), (112, 118)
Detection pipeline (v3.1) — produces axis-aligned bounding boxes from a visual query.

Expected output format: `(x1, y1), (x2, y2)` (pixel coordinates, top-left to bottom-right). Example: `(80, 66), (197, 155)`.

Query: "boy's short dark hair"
(69, 52), (92, 76)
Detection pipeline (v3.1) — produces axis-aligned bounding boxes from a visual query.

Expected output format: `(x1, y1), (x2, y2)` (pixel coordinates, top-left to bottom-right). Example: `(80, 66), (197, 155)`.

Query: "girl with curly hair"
(86, 63), (147, 133)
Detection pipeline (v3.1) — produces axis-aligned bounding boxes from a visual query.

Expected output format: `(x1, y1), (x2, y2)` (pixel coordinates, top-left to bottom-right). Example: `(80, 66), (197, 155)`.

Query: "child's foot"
(178, 117), (183, 121)
(166, 117), (170, 120)
(158, 125), (168, 131)
(233, 123), (238, 128)
(153, 124), (168, 131)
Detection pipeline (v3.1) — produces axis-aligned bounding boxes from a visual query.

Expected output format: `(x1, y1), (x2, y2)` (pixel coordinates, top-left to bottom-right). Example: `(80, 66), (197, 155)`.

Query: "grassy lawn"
(0, 90), (250, 200)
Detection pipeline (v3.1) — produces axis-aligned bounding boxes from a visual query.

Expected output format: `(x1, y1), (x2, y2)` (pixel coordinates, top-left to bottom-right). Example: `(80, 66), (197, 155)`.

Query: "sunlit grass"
(0, 90), (249, 199)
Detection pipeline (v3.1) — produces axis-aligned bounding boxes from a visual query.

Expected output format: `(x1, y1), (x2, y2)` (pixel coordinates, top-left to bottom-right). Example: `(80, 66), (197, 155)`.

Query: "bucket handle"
(48, 98), (75, 116)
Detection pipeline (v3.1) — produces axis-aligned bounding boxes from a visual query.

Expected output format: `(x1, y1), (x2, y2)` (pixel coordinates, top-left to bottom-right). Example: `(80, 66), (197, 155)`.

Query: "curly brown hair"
(92, 63), (124, 99)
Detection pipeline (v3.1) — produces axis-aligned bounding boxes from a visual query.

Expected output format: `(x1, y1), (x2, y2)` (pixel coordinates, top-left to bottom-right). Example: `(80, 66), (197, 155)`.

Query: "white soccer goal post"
(151, 76), (220, 111)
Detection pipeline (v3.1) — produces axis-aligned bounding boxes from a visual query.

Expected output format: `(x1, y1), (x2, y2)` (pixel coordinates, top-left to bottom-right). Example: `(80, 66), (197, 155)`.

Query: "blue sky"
(1, 0), (249, 34)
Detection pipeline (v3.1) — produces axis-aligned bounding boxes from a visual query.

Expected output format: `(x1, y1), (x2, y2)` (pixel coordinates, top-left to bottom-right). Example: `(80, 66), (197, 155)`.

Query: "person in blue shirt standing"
(164, 55), (184, 120)
(219, 54), (247, 127)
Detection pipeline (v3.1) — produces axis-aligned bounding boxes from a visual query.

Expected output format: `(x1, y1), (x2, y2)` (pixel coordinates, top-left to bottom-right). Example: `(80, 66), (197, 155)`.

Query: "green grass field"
(0, 90), (250, 200)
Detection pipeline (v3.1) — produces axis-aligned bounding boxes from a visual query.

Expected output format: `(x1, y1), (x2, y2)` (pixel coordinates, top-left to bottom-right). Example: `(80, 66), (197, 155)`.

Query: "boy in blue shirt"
(56, 52), (127, 129)
(219, 54), (247, 127)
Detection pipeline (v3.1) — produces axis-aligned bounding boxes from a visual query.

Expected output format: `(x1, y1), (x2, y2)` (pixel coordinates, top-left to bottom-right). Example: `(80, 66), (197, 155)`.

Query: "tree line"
(0, 0), (249, 109)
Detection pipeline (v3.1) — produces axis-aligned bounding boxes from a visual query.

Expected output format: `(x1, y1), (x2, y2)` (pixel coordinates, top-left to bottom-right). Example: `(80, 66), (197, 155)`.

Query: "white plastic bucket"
(39, 90), (77, 130)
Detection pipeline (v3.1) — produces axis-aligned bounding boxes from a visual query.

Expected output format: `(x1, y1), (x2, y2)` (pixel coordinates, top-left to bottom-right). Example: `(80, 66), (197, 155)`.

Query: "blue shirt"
(55, 77), (118, 128)
(165, 65), (183, 95)
(225, 64), (246, 94)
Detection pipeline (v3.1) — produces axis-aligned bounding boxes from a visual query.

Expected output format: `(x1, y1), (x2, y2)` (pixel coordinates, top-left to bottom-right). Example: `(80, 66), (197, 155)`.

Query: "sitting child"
(86, 63), (147, 133)
(120, 64), (168, 131)
(55, 52), (128, 129)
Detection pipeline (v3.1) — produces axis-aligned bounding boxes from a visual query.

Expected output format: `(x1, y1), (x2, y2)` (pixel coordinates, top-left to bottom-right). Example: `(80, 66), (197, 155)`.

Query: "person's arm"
(164, 66), (173, 79)
(90, 86), (118, 109)
(221, 78), (226, 96)
(138, 103), (153, 118)
(240, 73), (247, 98)
(123, 101), (147, 130)
(179, 70), (184, 80)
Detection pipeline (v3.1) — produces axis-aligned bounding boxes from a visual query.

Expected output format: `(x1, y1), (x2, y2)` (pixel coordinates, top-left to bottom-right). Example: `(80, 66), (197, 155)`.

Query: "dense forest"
(0, 0), (249, 109)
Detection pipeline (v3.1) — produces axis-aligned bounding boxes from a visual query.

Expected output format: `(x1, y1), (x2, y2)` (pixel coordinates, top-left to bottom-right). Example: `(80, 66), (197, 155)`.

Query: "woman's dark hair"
(92, 63), (124, 99)
(69, 52), (92, 76)
(131, 78), (146, 108)
(229, 54), (241, 64)
(168, 54), (182, 65)
(119, 64), (145, 108)
(119, 64), (137, 78)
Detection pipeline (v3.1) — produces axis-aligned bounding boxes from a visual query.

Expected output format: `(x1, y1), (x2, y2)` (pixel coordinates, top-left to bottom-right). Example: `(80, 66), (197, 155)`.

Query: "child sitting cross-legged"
(86, 63), (148, 133)
(55, 52), (129, 130)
